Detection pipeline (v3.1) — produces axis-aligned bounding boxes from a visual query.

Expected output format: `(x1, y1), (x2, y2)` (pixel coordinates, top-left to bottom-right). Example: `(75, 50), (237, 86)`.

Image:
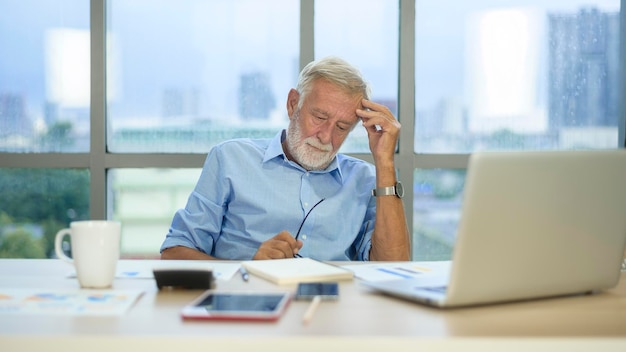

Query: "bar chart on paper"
(342, 261), (452, 282)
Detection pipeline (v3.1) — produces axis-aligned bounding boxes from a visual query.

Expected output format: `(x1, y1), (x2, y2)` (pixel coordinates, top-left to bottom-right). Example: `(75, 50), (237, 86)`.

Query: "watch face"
(395, 182), (404, 198)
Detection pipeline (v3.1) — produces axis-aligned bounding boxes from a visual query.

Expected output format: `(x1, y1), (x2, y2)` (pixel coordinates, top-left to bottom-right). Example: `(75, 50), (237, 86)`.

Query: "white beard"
(286, 111), (337, 171)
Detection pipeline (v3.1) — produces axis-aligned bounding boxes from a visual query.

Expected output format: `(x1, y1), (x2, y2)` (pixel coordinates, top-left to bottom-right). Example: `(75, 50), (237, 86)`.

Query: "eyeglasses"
(293, 198), (325, 258)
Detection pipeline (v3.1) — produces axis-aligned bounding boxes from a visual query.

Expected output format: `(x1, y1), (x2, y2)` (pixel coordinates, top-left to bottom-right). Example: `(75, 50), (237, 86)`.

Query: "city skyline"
(1, 0), (622, 153)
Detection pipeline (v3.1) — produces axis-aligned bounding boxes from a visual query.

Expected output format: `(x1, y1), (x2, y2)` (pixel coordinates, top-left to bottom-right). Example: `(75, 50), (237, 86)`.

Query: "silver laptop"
(364, 150), (626, 308)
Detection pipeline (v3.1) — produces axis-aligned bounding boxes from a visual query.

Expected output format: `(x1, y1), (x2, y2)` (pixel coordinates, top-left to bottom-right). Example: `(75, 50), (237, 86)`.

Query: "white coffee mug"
(55, 220), (121, 288)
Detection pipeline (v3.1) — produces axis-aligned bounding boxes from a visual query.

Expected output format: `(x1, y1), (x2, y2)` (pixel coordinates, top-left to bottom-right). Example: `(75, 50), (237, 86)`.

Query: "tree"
(0, 169), (89, 258)
(488, 129), (525, 149)
(0, 227), (47, 258)
(40, 121), (74, 151)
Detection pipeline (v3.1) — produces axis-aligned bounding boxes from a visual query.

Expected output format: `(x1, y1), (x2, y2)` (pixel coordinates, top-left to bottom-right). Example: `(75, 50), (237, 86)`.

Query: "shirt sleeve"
(160, 147), (228, 255)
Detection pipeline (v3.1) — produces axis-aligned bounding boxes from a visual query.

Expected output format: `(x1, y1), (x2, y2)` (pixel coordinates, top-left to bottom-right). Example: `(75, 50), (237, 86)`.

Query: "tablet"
(181, 290), (292, 321)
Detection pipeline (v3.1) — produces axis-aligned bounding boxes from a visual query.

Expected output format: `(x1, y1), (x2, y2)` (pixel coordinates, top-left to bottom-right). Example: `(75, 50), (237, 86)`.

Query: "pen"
(302, 295), (321, 325)
(239, 266), (249, 282)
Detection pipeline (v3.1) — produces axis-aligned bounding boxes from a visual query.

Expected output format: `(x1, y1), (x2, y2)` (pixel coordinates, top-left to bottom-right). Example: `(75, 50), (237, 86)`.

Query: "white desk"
(1, 259), (626, 352)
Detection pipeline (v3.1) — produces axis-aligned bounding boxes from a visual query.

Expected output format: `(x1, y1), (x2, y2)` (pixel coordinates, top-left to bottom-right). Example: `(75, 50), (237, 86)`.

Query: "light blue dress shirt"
(160, 130), (376, 261)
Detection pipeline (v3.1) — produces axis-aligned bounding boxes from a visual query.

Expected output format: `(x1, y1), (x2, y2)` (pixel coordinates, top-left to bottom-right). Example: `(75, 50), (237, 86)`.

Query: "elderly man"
(160, 56), (410, 261)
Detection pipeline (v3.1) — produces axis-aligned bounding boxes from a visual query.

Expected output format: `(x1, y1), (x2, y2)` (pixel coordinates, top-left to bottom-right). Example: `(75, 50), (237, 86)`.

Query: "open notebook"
(364, 150), (626, 308)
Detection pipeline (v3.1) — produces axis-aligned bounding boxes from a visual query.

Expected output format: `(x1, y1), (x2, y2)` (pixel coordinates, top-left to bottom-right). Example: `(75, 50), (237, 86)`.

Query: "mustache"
(304, 137), (332, 152)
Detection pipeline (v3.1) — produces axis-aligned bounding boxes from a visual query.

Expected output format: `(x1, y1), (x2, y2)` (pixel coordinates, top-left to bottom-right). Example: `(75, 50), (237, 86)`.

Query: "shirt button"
(302, 234), (307, 240)
(304, 202), (309, 207)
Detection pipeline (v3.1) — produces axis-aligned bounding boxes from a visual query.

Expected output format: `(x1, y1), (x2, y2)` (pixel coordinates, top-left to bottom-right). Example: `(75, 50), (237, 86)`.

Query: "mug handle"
(54, 228), (73, 264)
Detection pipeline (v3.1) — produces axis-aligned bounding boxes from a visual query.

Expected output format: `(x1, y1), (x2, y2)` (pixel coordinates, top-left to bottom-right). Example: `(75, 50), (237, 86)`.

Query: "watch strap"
(371, 185), (397, 197)
(371, 181), (404, 198)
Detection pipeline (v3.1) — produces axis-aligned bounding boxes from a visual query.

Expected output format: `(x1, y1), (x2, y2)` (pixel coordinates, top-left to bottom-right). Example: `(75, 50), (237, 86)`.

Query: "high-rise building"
(161, 88), (199, 117)
(548, 8), (620, 130)
(465, 8), (544, 134)
(238, 72), (275, 120)
(0, 93), (31, 136)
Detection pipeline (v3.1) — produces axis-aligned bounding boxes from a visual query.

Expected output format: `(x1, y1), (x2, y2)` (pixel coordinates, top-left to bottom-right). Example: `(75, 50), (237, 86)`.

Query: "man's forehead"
(309, 79), (364, 103)
(305, 85), (363, 122)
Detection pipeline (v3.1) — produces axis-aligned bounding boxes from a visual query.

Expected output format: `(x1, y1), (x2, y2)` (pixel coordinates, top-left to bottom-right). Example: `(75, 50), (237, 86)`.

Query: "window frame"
(1, 0), (624, 260)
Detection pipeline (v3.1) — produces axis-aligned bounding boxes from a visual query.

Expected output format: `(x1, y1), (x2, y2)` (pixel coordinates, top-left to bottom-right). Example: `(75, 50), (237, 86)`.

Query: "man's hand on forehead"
(357, 99), (392, 131)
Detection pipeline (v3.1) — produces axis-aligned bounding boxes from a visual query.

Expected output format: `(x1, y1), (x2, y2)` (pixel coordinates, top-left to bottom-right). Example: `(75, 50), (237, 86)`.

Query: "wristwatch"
(371, 181), (404, 198)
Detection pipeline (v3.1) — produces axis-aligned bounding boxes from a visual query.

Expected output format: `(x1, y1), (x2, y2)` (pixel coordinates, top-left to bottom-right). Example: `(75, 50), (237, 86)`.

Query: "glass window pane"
(0, 0), (90, 153)
(415, 1), (621, 153)
(107, 0), (299, 153)
(413, 169), (465, 261)
(315, 0), (399, 153)
(109, 169), (201, 258)
(0, 168), (90, 258)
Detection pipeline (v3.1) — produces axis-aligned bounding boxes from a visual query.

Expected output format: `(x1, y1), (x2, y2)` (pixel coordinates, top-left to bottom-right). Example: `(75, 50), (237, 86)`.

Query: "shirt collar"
(263, 130), (344, 183)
